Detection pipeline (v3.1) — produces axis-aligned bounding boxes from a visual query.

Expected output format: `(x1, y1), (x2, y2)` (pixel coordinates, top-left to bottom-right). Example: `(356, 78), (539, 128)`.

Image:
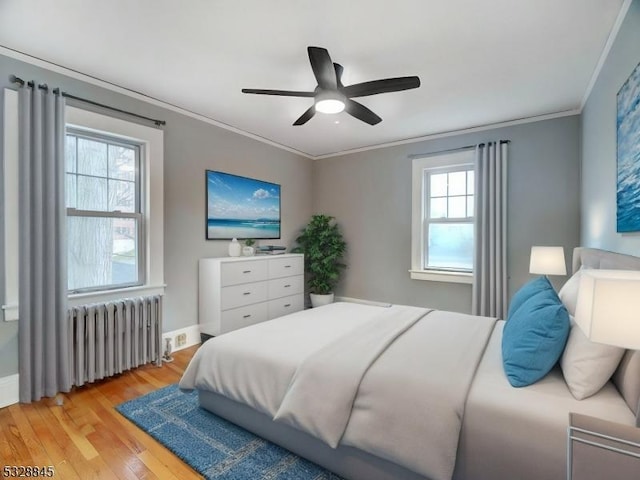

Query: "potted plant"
(243, 238), (256, 256)
(292, 214), (347, 307)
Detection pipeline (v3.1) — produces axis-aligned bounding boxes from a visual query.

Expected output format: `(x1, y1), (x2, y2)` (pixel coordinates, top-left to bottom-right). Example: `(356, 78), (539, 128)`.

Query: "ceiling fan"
(242, 46), (421, 126)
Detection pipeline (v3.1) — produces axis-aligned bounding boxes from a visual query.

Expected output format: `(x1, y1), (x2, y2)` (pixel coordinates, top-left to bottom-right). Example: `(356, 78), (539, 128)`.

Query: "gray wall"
(163, 116), (313, 332)
(313, 115), (581, 313)
(0, 53), (313, 377)
(581, 0), (640, 254)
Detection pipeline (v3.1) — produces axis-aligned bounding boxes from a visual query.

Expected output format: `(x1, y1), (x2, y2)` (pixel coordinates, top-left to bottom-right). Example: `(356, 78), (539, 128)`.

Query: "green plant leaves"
(292, 214), (346, 295)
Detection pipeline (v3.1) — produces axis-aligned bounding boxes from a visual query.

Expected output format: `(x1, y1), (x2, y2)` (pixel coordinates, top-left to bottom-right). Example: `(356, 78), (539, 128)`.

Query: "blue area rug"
(116, 384), (342, 479)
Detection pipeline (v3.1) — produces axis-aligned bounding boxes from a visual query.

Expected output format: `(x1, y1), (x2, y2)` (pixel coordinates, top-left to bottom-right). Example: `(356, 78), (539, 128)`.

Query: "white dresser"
(198, 254), (304, 336)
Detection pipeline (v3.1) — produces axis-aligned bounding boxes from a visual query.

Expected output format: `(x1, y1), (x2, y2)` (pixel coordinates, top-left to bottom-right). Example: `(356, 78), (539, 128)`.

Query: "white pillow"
(558, 268), (583, 316)
(561, 321), (625, 400)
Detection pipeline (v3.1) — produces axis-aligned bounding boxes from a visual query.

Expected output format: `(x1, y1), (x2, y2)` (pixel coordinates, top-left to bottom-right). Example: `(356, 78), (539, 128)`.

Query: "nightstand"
(568, 413), (640, 480)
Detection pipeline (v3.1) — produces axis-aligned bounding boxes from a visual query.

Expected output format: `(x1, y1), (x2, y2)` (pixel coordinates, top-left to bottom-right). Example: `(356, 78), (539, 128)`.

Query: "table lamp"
(574, 269), (640, 426)
(574, 269), (640, 350)
(529, 246), (567, 276)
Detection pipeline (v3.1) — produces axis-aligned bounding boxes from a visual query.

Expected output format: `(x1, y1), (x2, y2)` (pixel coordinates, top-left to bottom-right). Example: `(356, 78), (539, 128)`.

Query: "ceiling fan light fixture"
(314, 91), (345, 114)
(242, 46), (420, 125)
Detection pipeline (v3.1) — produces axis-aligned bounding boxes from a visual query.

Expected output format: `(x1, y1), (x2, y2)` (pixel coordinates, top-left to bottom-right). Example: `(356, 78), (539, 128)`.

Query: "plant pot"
(310, 293), (334, 308)
(242, 246), (255, 256)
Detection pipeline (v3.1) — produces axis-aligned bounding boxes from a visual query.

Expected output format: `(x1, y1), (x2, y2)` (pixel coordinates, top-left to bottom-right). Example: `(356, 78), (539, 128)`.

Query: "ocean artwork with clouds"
(206, 170), (281, 239)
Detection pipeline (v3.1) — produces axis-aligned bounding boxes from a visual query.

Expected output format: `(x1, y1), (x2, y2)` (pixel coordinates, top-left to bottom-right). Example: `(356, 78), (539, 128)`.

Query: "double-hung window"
(3, 95), (163, 317)
(66, 130), (144, 292)
(411, 149), (475, 283)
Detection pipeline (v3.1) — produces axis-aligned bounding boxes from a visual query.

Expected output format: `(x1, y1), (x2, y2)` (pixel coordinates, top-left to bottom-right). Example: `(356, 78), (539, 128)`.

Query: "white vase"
(242, 246), (255, 256)
(310, 293), (335, 308)
(228, 238), (241, 257)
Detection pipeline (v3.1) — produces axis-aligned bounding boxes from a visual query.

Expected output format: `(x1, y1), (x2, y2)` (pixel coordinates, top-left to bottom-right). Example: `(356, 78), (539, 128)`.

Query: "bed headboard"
(571, 247), (640, 425)
(572, 247), (640, 274)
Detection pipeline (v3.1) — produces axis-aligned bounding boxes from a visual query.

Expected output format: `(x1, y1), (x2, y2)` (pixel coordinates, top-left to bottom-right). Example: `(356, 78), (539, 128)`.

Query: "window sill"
(3, 285), (166, 321)
(409, 269), (473, 284)
(2, 304), (18, 322)
(68, 284), (166, 307)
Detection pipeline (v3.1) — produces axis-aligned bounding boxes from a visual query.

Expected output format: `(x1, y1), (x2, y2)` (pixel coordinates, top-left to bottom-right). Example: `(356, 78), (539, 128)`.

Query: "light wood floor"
(0, 346), (203, 480)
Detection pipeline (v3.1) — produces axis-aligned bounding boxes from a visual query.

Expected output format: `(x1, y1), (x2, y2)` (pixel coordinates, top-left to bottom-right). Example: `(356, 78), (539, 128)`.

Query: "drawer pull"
(284, 265), (291, 268)
(243, 314), (251, 319)
(243, 292), (251, 296)
(284, 303), (291, 308)
(243, 270), (252, 274)
(284, 284), (291, 288)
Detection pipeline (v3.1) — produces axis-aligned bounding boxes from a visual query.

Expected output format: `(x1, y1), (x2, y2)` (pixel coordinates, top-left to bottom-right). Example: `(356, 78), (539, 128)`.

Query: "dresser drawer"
(268, 256), (304, 279)
(221, 281), (268, 310)
(220, 302), (268, 333)
(268, 275), (303, 299)
(221, 260), (268, 286)
(268, 294), (304, 319)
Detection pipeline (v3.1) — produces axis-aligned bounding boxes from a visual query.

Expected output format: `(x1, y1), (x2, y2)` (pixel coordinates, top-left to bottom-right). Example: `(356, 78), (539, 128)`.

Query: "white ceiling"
(0, 0), (627, 158)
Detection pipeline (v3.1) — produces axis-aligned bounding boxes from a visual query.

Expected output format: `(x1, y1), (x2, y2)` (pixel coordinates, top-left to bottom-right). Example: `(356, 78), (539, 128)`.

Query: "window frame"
(423, 164), (475, 272)
(410, 148), (476, 284)
(65, 129), (146, 294)
(2, 92), (164, 320)
(66, 106), (164, 307)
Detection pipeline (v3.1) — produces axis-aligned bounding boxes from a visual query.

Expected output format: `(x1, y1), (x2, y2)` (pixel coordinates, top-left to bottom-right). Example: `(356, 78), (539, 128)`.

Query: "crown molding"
(312, 109), (581, 159)
(0, 45), (314, 159)
(0, 43), (594, 161)
(579, 0), (632, 111)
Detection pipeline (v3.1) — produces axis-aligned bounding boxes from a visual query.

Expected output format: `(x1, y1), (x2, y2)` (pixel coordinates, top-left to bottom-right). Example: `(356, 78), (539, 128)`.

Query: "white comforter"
(180, 302), (496, 480)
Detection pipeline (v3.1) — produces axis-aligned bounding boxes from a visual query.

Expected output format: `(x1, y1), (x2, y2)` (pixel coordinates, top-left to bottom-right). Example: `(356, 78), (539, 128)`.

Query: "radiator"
(68, 295), (163, 387)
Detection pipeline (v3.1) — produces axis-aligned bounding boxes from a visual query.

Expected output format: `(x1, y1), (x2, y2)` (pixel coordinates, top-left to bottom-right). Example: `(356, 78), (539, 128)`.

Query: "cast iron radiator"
(68, 295), (163, 386)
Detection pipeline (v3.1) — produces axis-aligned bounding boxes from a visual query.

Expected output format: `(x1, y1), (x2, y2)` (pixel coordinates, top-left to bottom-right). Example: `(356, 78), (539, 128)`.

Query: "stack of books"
(256, 245), (287, 255)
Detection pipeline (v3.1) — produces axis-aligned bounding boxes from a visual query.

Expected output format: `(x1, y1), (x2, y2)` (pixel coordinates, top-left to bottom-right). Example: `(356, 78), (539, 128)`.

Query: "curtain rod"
(9, 75), (166, 127)
(409, 140), (510, 159)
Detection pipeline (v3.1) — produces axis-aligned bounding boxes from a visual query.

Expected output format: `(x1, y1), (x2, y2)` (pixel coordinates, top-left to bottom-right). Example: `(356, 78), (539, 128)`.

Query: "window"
(425, 168), (474, 270)
(66, 130), (144, 292)
(3, 95), (164, 316)
(411, 149), (475, 283)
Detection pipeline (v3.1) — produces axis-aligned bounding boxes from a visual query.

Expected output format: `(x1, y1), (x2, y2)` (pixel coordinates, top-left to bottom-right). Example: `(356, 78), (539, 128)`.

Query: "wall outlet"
(176, 333), (187, 347)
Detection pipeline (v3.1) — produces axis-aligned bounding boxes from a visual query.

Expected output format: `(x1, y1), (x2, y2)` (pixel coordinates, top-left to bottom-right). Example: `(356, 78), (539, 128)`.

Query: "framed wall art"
(206, 170), (281, 240)
(617, 61), (640, 233)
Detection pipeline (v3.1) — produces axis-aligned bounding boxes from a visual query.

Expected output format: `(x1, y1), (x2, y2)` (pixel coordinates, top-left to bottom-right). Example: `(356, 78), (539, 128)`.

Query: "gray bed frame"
(199, 390), (425, 480)
(197, 247), (640, 480)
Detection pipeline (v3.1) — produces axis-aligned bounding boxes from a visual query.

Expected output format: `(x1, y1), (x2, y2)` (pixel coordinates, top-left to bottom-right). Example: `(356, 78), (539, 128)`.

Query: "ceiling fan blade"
(334, 63), (344, 88)
(308, 47), (337, 90)
(293, 106), (316, 126)
(343, 76), (421, 98)
(242, 88), (316, 97)
(345, 99), (382, 125)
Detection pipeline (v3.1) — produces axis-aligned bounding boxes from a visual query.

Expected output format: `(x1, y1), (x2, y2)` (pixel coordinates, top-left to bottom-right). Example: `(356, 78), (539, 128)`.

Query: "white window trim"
(66, 107), (164, 305)
(2, 93), (164, 322)
(410, 148), (475, 284)
(2, 89), (19, 321)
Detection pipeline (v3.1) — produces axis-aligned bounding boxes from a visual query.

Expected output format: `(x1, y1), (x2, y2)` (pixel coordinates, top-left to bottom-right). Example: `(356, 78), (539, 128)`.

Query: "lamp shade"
(315, 91), (346, 114)
(529, 246), (567, 276)
(574, 269), (640, 350)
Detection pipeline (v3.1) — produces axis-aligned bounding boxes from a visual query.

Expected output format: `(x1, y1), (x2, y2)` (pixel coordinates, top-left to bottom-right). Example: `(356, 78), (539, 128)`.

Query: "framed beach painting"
(206, 170), (281, 240)
(617, 61), (640, 233)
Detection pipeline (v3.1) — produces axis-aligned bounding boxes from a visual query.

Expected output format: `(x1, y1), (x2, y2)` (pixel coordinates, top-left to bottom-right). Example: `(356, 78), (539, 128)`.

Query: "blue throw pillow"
(502, 287), (570, 387)
(506, 276), (554, 322)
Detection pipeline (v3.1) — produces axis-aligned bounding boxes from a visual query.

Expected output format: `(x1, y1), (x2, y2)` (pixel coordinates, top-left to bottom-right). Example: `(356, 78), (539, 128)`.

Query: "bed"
(180, 248), (640, 480)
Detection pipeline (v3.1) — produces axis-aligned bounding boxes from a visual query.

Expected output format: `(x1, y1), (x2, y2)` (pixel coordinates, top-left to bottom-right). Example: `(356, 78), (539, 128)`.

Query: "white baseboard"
(335, 296), (393, 307)
(162, 324), (200, 354)
(0, 373), (19, 408)
(0, 326), (201, 408)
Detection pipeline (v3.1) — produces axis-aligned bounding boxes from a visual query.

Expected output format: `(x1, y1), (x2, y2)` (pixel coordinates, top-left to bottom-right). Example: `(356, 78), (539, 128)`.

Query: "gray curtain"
(18, 83), (70, 402)
(472, 141), (508, 318)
